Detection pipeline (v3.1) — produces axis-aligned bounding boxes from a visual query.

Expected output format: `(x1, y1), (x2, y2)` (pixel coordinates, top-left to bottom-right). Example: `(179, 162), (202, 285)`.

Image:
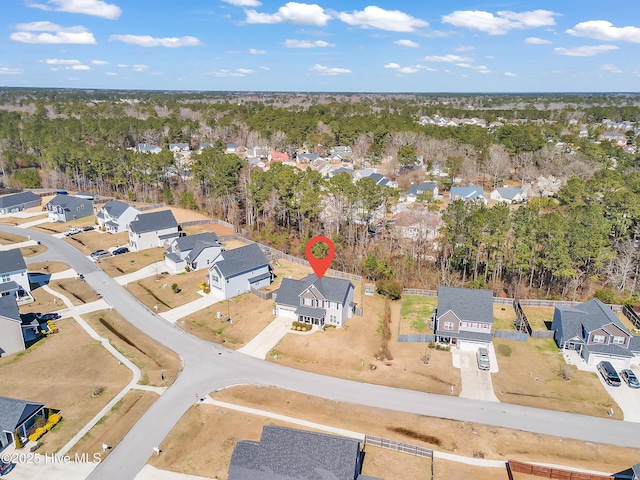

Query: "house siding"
(209, 265), (271, 300)
(129, 226), (179, 251)
(437, 310), (460, 333)
(0, 319), (25, 357)
(2, 269), (30, 295)
(98, 206), (139, 234)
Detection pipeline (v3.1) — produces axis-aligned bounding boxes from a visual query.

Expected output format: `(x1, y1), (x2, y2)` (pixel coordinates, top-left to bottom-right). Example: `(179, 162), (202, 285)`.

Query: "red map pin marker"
(305, 236), (335, 280)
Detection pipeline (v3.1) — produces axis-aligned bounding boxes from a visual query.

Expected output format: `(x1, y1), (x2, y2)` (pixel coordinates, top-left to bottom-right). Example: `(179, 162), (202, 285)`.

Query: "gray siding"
(0, 320), (25, 357)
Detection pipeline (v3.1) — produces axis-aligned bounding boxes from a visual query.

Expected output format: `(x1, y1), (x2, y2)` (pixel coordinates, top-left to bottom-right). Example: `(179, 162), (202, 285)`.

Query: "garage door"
(458, 340), (489, 352)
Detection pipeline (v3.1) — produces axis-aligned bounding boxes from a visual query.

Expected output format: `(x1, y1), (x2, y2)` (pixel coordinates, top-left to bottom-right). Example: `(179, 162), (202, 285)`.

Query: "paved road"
(5, 225), (640, 480)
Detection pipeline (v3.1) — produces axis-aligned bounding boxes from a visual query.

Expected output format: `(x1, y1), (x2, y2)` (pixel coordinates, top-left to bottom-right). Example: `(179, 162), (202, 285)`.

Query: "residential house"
(329, 167), (355, 178)
(165, 232), (223, 273)
(208, 243), (272, 299)
(579, 128), (589, 139)
(310, 158), (332, 177)
(228, 425), (369, 480)
(268, 151), (289, 162)
(169, 143), (190, 153)
(226, 143), (237, 154)
(353, 169), (394, 187)
(449, 186), (487, 205)
(137, 143), (162, 154)
(330, 146), (353, 160)
(600, 131), (627, 146)
(434, 286), (494, 350)
(0, 192), (41, 215)
(96, 200), (141, 234)
(45, 195), (94, 222)
(0, 296), (26, 357)
(633, 463), (640, 480)
(297, 152), (321, 164)
(391, 210), (440, 241)
(0, 396), (47, 449)
(552, 298), (640, 368)
(0, 249), (31, 301)
(199, 142), (215, 151)
(490, 186), (526, 203)
(274, 274), (356, 327)
(406, 182), (439, 203)
(128, 210), (180, 252)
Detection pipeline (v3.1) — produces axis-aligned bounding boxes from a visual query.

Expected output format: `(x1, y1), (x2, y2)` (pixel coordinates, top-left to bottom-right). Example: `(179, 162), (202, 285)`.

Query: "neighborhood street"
(3, 225), (640, 480)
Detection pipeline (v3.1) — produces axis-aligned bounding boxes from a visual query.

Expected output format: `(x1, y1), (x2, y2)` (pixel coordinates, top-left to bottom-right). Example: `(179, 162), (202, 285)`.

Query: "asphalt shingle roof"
(129, 210), (178, 234)
(212, 243), (269, 278)
(0, 396), (44, 433)
(0, 295), (20, 322)
(47, 195), (93, 212)
(0, 248), (27, 275)
(0, 281), (20, 295)
(0, 191), (40, 209)
(437, 286), (493, 324)
(407, 182), (438, 196)
(495, 186), (523, 200)
(102, 200), (135, 218)
(276, 274), (354, 308)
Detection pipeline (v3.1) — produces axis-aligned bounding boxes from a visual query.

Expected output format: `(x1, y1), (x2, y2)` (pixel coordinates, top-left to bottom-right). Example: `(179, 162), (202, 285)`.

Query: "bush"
(292, 321), (311, 331)
(376, 279), (402, 300)
(171, 283), (181, 294)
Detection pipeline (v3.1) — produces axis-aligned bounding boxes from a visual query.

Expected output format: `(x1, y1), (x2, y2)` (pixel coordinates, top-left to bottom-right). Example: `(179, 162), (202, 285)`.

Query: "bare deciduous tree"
(484, 144), (511, 188)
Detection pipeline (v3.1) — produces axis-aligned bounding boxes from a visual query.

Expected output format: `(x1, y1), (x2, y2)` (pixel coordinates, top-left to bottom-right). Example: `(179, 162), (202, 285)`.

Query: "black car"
(597, 361), (622, 387)
(112, 247), (129, 255)
(0, 459), (13, 476)
(620, 369), (640, 389)
(37, 312), (61, 322)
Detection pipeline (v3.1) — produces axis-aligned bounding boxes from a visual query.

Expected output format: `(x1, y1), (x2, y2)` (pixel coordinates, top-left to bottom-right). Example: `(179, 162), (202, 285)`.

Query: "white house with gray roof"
(45, 195), (94, 223)
(434, 286), (494, 350)
(406, 182), (439, 202)
(0, 191), (41, 215)
(274, 274), (356, 327)
(552, 298), (640, 368)
(128, 210), (180, 252)
(165, 232), (223, 273)
(208, 243), (272, 299)
(0, 395), (47, 449)
(0, 296), (27, 358)
(490, 186), (526, 203)
(0, 248), (31, 301)
(96, 200), (140, 234)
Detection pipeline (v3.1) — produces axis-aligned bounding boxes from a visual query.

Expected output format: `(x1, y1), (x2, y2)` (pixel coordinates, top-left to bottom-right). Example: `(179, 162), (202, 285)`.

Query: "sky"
(1, 0), (639, 93)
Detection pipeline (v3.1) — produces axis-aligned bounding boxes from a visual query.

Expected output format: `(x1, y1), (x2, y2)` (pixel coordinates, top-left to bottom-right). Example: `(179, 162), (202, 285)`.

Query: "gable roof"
(47, 195), (93, 211)
(437, 286), (493, 324)
(494, 186), (523, 200)
(0, 396), (44, 433)
(101, 200), (138, 219)
(450, 186), (485, 200)
(368, 173), (389, 186)
(556, 299), (631, 345)
(407, 182), (438, 197)
(211, 243), (269, 278)
(0, 295), (21, 323)
(276, 274), (354, 307)
(129, 210), (178, 234)
(0, 191), (40, 209)
(173, 233), (221, 263)
(228, 425), (361, 480)
(0, 248), (27, 275)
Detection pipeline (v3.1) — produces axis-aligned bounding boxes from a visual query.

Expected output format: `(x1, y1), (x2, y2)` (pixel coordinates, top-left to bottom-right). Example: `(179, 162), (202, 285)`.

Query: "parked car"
(82, 225), (95, 231)
(90, 249), (111, 260)
(0, 459), (14, 476)
(476, 347), (490, 371)
(597, 361), (621, 387)
(64, 227), (82, 236)
(55, 189), (68, 195)
(620, 369), (640, 389)
(112, 246), (129, 255)
(37, 312), (61, 322)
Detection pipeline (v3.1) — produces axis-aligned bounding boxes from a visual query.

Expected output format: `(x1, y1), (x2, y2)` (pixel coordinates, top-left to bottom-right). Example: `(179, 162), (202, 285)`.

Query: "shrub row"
(291, 321), (312, 332)
(28, 414), (62, 442)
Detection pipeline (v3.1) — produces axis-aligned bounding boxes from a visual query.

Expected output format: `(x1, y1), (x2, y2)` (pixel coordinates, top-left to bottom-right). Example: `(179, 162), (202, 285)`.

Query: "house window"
(472, 322), (478, 328)
(329, 314), (337, 323)
(612, 336), (626, 345)
(211, 274), (219, 283)
(0, 274), (9, 283)
(443, 321), (454, 330)
(592, 335), (606, 344)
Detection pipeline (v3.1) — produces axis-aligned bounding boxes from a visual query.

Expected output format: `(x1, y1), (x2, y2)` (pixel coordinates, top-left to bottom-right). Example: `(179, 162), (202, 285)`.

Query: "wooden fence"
(250, 287), (273, 300)
(397, 334), (436, 343)
(365, 435), (434, 480)
(138, 202), (166, 211)
(493, 330), (529, 342)
(531, 330), (555, 339)
(507, 460), (614, 480)
(622, 306), (640, 331)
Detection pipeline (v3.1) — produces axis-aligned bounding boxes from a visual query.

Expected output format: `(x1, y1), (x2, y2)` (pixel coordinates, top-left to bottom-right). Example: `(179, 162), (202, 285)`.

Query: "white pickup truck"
(64, 227), (83, 236)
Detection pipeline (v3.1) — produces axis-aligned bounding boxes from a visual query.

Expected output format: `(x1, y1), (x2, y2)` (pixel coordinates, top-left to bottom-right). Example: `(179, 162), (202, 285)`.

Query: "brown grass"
(0, 213), (47, 225)
(69, 390), (158, 460)
(18, 286), (60, 315)
(0, 319), (132, 453)
(182, 223), (236, 236)
(616, 311), (640, 334)
(0, 231), (28, 245)
(493, 304), (517, 330)
(84, 309), (182, 386)
(99, 248), (165, 276)
(32, 218), (95, 234)
(49, 278), (101, 306)
(361, 445), (434, 479)
(125, 270), (209, 312)
(521, 306), (555, 330)
(20, 243), (47, 257)
(27, 261), (72, 274)
(262, 257), (314, 293)
(178, 293), (275, 348)
(399, 295), (437, 334)
(64, 230), (129, 255)
(434, 459), (509, 480)
(492, 338), (622, 419)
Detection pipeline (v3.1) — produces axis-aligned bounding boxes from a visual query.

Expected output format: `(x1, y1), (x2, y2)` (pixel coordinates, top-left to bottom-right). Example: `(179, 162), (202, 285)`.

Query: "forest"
(1, 88), (640, 303)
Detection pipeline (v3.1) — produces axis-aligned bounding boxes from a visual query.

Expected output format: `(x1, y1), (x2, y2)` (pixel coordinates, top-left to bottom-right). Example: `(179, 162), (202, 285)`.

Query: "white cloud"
(337, 6), (428, 32)
(106, 72), (117, 76)
(0, 66), (23, 75)
(259, 66), (270, 70)
(398, 66), (419, 74)
(109, 34), (202, 47)
(454, 45), (475, 52)
(132, 64), (148, 72)
(249, 48), (266, 54)
(11, 22), (96, 44)
(309, 64), (351, 75)
(394, 39), (419, 48)
(423, 54), (470, 63)
(91, 60), (108, 65)
(245, 2), (331, 26)
(117, 64), (128, 68)
(456, 63), (490, 73)
(602, 64), (622, 73)
(27, 0), (122, 19)
(554, 44), (618, 56)
(44, 58), (81, 65)
(68, 64), (90, 70)
(208, 68), (256, 77)
(442, 9), (559, 35)
(284, 39), (334, 48)
(384, 63), (400, 69)
(505, 72), (517, 77)
(221, 0), (261, 6)
(567, 20), (640, 43)
(525, 37), (553, 44)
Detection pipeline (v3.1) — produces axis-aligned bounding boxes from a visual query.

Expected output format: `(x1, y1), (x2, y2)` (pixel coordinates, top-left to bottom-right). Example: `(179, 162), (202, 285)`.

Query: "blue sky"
(1, 0), (639, 92)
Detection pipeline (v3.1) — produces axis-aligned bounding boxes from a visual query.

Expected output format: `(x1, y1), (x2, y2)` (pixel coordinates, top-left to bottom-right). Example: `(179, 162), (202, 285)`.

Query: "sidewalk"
(17, 217), (50, 229)
(115, 261), (166, 285)
(237, 316), (295, 359)
(0, 239), (37, 251)
(159, 293), (223, 324)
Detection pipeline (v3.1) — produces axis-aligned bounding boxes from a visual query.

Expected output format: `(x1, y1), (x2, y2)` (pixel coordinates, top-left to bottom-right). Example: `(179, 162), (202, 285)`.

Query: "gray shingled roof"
(174, 232), (219, 252)
(0, 248), (27, 275)
(212, 243), (269, 278)
(0, 281), (20, 295)
(129, 210), (178, 234)
(450, 186), (485, 200)
(275, 274), (354, 308)
(102, 200), (135, 218)
(47, 195), (92, 211)
(629, 336), (640, 352)
(407, 182), (437, 197)
(295, 305), (325, 318)
(275, 278), (306, 307)
(0, 191), (40, 209)
(0, 396), (44, 433)
(0, 295), (21, 322)
(228, 425), (362, 480)
(437, 286), (493, 324)
(494, 186), (523, 200)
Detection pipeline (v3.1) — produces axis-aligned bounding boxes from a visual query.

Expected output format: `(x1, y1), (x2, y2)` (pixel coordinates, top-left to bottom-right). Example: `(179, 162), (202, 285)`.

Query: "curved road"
(4, 225), (640, 480)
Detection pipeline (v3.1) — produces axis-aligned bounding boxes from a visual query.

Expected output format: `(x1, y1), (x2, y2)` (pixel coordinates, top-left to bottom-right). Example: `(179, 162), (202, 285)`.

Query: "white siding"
(0, 320), (25, 357)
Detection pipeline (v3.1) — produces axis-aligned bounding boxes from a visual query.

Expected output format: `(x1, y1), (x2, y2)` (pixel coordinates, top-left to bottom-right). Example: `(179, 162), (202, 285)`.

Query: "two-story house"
(274, 274), (356, 328)
(165, 232), (223, 273)
(128, 210), (181, 252)
(208, 243), (272, 299)
(0, 191), (41, 215)
(434, 286), (494, 350)
(552, 298), (640, 368)
(96, 200), (141, 234)
(0, 249), (31, 301)
(406, 182), (439, 203)
(45, 195), (94, 223)
(0, 296), (27, 357)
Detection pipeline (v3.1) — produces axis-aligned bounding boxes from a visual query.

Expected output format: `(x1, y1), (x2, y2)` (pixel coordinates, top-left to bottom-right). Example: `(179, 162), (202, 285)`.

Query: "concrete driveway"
(453, 349), (500, 402)
(597, 366), (640, 422)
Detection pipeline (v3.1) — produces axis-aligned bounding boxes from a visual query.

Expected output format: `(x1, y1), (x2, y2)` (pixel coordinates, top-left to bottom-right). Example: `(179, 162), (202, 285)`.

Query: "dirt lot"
(399, 295), (437, 334)
(27, 261), (72, 274)
(18, 286), (60, 315)
(182, 223), (236, 236)
(0, 319), (132, 453)
(69, 390), (158, 459)
(49, 278), (101, 306)
(521, 306), (555, 330)
(84, 309), (182, 386)
(0, 231), (28, 244)
(492, 338), (622, 419)
(269, 293), (461, 396)
(125, 270), (209, 313)
(178, 293), (275, 348)
(20, 243), (47, 257)
(434, 459), (509, 480)
(65, 230), (129, 256)
(99, 248), (165, 277)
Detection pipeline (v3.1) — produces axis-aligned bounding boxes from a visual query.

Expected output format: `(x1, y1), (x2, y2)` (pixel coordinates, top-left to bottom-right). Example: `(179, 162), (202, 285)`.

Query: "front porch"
(295, 305), (325, 326)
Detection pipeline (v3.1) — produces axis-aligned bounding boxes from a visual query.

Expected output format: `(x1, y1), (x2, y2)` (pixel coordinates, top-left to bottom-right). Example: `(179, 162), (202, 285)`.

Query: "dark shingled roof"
(129, 210), (178, 234)
(407, 182), (437, 197)
(0, 191), (40, 209)
(228, 425), (362, 480)
(101, 200), (135, 218)
(629, 335), (640, 352)
(0, 295), (21, 322)
(437, 286), (493, 324)
(212, 243), (269, 278)
(0, 281), (20, 295)
(47, 195), (93, 211)
(275, 274), (354, 308)
(0, 396), (44, 433)
(0, 248), (27, 275)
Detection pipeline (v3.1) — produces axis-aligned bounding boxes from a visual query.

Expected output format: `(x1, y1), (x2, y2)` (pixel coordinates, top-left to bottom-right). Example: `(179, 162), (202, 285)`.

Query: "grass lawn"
(125, 270), (209, 313)
(178, 293), (275, 348)
(492, 338), (622, 419)
(0, 213), (47, 225)
(0, 231), (28, 245)
(263, 257), (314, 293)
(18, 286), (60, 315)
(99, 248), (165, 277)
(69, 390), (158, 460)
(84, 309), (182, 386)
(269, 293), (462, 396)
(27, 261), (72, 274)
(20, 243), (47, 258)
(182, 223), (235, 236)
(399, 295), (437, 334)
(65, 230), (129, 256)
(32, 218), (96, 234)
(0, 319), (132, 454)
(520, 306), (555, 330)
(493, 304), (517, 330)
(49, 278), (101, 306)
(616, 311), (640, 335)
